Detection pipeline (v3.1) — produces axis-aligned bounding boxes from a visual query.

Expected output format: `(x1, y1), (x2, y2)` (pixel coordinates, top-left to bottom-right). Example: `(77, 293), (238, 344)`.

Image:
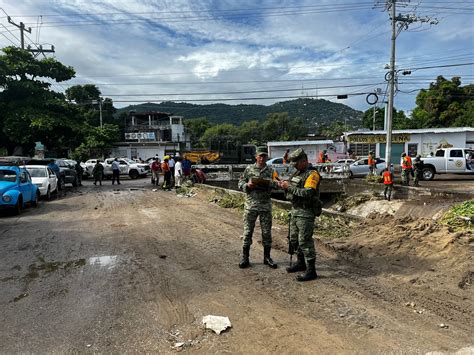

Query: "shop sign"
(348, 133), (410, 144)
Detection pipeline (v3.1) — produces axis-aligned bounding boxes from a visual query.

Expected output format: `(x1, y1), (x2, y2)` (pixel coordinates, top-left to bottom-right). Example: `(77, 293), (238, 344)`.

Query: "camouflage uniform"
(238, 163), (277, 249)
(284, 148), (321, 281)
(413, 157), (423, 186)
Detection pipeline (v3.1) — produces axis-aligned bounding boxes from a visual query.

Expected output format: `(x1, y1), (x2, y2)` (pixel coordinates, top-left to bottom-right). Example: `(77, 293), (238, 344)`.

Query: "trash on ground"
(202, 315), (232, 334)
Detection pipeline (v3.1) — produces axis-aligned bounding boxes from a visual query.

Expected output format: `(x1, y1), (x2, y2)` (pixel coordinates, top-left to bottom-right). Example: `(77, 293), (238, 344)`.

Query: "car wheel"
(46, 186), (51, 200)
(32, 191), (40, 207)
(422, 167), (435, 181)
(14, 197), (22, 215)
(58, 177), (65, 191)
(129, 170), (139, 179)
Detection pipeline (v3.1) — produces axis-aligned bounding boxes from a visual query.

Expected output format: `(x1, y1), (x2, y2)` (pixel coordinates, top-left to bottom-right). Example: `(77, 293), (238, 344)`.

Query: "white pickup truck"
(421, 147), (474, 180)
(103, 158), (149, 179)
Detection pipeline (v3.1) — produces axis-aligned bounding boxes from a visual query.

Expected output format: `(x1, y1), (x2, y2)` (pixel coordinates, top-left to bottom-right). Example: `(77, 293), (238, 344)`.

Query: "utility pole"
(7, 16), (31, 49)
(383, 0), (438, 169)
(7, 15), (55, 56)
(385, 0), (396, 169)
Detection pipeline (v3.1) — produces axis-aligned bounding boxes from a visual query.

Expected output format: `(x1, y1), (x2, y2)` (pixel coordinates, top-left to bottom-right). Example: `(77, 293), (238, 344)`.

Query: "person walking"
(238, 146), (279, 269)
(174, 157), (183, 188)
(278, 148), (322, 282)
(401, 152), (412, 186)
(151, 158), (161, 186)
(161, 158), (171, 190)
(383, 167), (394, 201)
(413, 155), (423, 186)
(92, 161), (104, 186)
(111, 158), (121, 185)
(168, 156), (176, 187)
(74, 161), (84, 186)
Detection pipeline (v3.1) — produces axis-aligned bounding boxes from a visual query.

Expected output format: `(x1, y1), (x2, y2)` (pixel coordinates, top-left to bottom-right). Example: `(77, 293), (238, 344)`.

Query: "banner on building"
(125, 132), (156, 140)
(347, 133), (410, 144)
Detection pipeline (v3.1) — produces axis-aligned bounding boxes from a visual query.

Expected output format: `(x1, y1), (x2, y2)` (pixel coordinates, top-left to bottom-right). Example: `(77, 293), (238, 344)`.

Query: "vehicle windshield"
(27, 167), (47, 177)
(0, 169), (17, 182)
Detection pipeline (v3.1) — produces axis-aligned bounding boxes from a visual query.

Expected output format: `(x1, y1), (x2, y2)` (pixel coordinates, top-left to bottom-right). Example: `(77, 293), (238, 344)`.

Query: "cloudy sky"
(0, 0), (473, 115)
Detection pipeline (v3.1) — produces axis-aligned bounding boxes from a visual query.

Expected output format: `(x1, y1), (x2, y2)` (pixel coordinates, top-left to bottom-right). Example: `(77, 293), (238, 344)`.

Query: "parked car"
(27, 159), (79, 189)
(266, 157), (294, 177)
(334, 159), (356, 165)
(26, 165), (58, 200)
(102, 158), (148, 179)
(0, 162), (39, 215)
(334, 158), (390, 177)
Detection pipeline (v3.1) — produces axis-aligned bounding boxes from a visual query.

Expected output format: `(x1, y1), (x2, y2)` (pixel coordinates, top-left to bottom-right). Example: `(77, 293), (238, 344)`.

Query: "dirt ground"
(0, 179), (472, 354)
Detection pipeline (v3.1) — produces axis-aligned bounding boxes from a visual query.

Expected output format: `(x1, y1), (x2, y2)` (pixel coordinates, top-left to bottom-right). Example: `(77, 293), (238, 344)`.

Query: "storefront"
(344, 127), (474, 163)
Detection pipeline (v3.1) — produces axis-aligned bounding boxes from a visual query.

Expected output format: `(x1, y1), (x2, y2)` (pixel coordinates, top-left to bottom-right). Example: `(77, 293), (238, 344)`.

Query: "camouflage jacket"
(238, 163), (278, 211)
(286, 168), (321, 218)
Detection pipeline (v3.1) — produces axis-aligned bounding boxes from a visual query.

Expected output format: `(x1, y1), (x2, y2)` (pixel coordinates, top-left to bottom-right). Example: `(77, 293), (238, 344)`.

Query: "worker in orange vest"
(368, 151), (376, 175)
(383, 167), (394, 201)
(318, 150), (327, 163)
(401, 152), (413, 186)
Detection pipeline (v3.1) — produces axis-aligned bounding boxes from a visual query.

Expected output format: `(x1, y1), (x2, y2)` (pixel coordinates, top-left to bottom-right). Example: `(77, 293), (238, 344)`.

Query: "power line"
(100, 82), (385, 97)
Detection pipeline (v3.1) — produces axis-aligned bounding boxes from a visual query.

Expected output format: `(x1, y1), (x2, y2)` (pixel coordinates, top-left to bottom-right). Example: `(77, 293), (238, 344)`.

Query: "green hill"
(116, 98), (363, 128)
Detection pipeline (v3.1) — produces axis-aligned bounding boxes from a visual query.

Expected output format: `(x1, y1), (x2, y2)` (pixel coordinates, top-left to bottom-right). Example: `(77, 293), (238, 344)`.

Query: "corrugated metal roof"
(267, 140), (334, 147)
(344, 127), (474, 136)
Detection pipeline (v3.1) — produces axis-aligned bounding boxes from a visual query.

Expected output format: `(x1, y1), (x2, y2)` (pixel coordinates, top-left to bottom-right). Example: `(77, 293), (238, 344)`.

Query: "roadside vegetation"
(440, 201), (474, 232)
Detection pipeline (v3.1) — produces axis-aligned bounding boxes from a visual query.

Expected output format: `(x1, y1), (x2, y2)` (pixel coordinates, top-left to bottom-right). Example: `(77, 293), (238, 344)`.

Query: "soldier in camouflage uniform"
(278, 148), (321, 282)
(238, 146), (279, 269)
(413, 155), (423, 187)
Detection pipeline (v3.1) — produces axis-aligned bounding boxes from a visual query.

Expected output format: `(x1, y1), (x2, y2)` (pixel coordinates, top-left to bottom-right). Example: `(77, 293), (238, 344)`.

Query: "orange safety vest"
(161, 162), (170, 172)
(319, 151), (325, 163)
(383, 171), (393, 185)
(402, 156), (412, 169)
(368, 154), (375, 166)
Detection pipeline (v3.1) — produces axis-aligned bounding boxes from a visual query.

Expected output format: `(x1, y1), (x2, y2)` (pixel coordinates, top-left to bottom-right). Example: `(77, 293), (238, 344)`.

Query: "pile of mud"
(323, 213), (473, 291)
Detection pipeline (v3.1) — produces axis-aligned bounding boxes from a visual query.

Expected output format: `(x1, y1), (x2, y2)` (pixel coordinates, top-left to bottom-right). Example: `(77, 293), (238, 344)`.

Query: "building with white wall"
(344, 127), (474, 163)
(111, 111), (189, 160)
(267, 140), (346, 164)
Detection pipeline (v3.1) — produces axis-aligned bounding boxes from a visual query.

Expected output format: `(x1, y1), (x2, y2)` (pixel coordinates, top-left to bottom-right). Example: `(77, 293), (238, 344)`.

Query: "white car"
(26, 165), (58, 200)
(103, 158), (148, 179)
(334, 159), (356, 165)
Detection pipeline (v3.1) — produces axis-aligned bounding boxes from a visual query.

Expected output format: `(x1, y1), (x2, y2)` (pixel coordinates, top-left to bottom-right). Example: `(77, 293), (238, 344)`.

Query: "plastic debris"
(202, 315), (232, 334)
(174, 342), (185, 348)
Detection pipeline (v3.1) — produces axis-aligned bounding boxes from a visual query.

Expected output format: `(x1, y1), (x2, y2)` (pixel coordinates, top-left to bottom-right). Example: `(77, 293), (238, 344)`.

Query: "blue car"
(0, 164), (40, 215)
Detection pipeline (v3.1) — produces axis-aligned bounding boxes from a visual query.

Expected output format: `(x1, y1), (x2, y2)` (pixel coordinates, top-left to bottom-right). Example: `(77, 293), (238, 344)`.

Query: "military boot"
(263, 246), (277, 269)
(239, 246), (250, 269)
(296, 259), (317, 282)
(286, 252), (306, 273)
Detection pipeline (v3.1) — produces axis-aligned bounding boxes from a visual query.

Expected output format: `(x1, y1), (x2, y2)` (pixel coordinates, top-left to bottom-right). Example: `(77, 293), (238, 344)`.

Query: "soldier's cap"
(288, 148), (308, 163)
(256, 146), (268, 156)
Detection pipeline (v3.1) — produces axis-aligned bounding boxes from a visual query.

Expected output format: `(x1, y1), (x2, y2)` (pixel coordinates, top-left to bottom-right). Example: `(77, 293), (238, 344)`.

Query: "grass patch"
(315, 214), (353, 239)
(209, 190), (245, 210)
(439, 201), (474, 232)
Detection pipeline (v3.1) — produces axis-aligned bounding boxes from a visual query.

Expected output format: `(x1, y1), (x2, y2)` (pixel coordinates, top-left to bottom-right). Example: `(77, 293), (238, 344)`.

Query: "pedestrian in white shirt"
(174, 158), (183, 188)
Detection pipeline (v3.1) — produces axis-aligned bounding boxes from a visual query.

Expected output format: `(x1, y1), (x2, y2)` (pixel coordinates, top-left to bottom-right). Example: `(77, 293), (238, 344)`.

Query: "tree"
(261, 112), (305, 141)
(411, 76), (473, 128)
(66, 85), (116, 127)
(319, 121), (347, 139)
(184, 117), (211, 147)
(72, 124), (120, 161)
(0, 46), (76, 155)
(238, 120), (262, 145)
(361, 106), (411, 130)
(200, 123), (240, 147)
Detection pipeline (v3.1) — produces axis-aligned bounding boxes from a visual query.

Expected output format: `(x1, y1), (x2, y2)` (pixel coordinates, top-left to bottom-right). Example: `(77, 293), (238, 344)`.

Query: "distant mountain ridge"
(116, 98), (363, 127)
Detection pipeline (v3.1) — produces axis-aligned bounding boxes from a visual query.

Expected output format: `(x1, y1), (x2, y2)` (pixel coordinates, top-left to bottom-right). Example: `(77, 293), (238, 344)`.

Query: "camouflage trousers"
(413, 169), (422, 186)
(384, 184), (393, 200)
(289, 215), (316, 261)
(401, 169), (411, 185)
(242, 209), (272, 248)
